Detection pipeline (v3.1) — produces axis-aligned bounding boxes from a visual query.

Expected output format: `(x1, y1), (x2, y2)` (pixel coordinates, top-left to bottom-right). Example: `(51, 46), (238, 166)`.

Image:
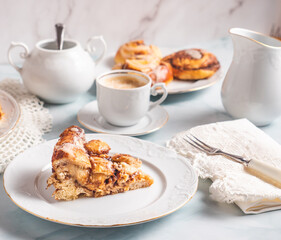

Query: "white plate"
(95, 48), (223, 95)
(77, 100), (169, 136)
(4, 134), (198, 227)
(156, 69), (222, 94)
(0, 90), (20, 138)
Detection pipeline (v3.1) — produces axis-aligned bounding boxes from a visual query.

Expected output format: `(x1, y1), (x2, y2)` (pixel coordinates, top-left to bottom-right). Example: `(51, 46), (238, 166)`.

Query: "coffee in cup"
(96, 70), (168, 127)
(101, 75), (146, 89)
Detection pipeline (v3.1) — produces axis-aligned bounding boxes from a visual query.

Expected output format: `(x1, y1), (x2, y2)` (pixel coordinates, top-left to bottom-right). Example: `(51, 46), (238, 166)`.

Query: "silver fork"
(184, 134), (281, 188)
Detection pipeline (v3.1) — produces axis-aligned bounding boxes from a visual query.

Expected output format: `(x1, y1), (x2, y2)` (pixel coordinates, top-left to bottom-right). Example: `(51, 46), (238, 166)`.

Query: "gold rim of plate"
(3, 177), (198, 227)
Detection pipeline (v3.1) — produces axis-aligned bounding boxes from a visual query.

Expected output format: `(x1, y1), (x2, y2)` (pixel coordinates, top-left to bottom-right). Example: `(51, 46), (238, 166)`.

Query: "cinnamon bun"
(113, 57), (173, 85)
(114, 40), (162, 64)
(162, 49), (220, 80)
(0, 104), (4, 120)
(113, 40), (173, 85)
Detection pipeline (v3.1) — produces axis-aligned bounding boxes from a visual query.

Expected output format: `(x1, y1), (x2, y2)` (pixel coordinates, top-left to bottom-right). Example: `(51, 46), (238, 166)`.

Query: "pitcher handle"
(86, 36), (107, 65)
(7, 42), (29, 72)
(149, 83), (168, 111)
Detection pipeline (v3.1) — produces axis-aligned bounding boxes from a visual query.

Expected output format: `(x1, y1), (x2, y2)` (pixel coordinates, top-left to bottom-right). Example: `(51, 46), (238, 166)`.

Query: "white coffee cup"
(96, 70), (168, 126)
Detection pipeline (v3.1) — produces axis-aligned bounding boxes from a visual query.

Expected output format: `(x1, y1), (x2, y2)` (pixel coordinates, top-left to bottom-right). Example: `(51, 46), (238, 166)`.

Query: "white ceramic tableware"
(77, 100), (169, 136)
(4, 134), (198, 227)
(0, 90), (20, 138)
(8, 36), (107, 104)
(96, 70), (168, 126)
(221, 28), (281, 126)
(156, 69), (222, 94)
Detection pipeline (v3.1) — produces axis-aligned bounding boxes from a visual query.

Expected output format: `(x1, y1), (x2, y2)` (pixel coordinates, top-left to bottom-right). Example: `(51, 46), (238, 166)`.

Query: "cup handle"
(86, 36), (107, 65)
(149, 83), (168, 111)
(7, 42), (29, 72)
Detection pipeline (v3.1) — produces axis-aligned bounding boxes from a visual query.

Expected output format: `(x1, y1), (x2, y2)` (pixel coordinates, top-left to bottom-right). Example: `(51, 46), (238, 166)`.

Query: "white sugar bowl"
(8, 36), (106, 104)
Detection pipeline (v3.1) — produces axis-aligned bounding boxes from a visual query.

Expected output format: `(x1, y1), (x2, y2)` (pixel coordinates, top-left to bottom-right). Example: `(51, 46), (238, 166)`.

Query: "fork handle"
(245, 159), (281, 189)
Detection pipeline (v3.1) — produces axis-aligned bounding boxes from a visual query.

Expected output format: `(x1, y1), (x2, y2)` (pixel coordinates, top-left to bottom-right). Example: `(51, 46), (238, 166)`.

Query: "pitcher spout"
(229, 28), (281, 49)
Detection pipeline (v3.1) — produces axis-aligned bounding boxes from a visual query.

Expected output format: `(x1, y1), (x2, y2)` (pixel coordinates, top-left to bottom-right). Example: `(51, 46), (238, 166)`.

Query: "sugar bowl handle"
(86, 36), (107, 65)
(8, 42), (29, 72)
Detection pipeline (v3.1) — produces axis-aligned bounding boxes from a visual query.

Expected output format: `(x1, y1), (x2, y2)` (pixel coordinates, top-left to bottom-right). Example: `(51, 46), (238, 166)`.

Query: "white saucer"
(77, 101), (169, 136)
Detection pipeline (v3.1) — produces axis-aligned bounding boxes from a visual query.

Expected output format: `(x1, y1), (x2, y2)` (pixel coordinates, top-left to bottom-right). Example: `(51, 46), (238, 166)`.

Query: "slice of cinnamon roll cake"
(47, 126), (153, 200)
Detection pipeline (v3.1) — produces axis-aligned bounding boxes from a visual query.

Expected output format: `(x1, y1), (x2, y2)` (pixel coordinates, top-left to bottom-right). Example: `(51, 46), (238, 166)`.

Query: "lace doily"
(0, 79), (52, 173)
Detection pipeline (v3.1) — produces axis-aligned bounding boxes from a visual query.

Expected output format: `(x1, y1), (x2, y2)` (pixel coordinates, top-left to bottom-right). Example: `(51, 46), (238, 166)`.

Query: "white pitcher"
(221, 28), (281, 126)
(8, 37), (106, 104)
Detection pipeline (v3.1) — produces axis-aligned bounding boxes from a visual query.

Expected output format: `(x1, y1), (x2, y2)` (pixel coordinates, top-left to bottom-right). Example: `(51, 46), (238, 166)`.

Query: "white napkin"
(167, 119), (281, 214)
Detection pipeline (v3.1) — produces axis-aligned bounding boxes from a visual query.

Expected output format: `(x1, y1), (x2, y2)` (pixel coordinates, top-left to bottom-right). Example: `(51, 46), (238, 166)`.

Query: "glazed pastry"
(113, 57), (173, 85)
(114, 40), (173, 85)
(47, 126), (154, 200)
(147, 61), (173, 85)
(0, 104), (4, 120)
(114, 40), (162, 65)
(162, 49), (220, 80)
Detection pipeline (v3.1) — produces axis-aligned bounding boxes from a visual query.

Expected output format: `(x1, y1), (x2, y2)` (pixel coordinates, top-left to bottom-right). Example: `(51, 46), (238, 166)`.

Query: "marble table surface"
(1, 38), (281, 240)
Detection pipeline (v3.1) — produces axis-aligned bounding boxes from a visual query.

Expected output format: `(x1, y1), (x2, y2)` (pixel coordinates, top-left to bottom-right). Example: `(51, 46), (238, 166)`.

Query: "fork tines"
(183, 134), (214, 153)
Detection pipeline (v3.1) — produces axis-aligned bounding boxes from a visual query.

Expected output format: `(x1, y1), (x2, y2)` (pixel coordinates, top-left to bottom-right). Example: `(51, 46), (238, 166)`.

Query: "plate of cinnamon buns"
(0, 90), (20, 138)
(110, 40), (222, 94)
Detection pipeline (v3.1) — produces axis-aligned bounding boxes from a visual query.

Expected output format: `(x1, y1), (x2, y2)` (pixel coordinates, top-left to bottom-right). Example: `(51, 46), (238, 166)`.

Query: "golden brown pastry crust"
(113, 59), (173, 85)
(162, 49), (220, 80)
(0, 104), (4, 120)
(112, 154), (142, 168)
(85, 140), (111, 155)
(114, 40), (162, 65)
(148, 61), (174, 85)
(47, 125), (153, 200)
(52, 126), (91, 169)
(113, 40), (173, 85)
